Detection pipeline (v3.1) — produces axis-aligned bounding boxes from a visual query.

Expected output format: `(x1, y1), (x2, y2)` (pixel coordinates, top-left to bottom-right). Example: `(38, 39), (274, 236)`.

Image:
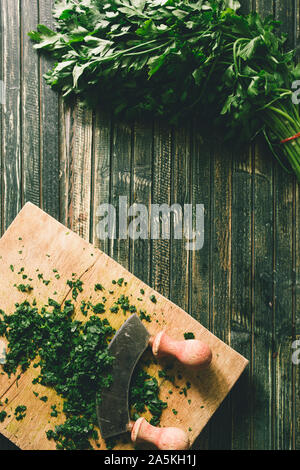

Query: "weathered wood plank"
(295, 97), (300, 451)
(22, 0), (40, 208)
(230, 146), (253, 450)
(90, 111), (112, 255)
(0, 4), (3, 236)
(230, 0), (255, 452)
(169, 124), (191, 312)
(207, 138), (232, 449)
(39, 0), (60, 220)
(292, 0), (299, 451)
(0, 2), (22, 450)
(150, 122), (172, 297)
(71, 104), (93, 241)
(250, 0), (276, 451)
(295, 0), (300, 451)
(110, 120), (133, 269)
(59, 101), (93, 241)
(59, 101), (74, 228)
(1, 1), (22, 229)
(189, 130), (211, 330)
(189, 128), (212, 450)
(252, 144), (274, 449)
(130, 119), (153, 284)
(273, 0), (296, 450)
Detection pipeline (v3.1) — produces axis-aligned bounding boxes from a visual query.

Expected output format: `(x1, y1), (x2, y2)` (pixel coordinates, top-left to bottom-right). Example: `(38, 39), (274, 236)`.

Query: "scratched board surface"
(0, 203), (248, 449)
(0, 0), (299, 451)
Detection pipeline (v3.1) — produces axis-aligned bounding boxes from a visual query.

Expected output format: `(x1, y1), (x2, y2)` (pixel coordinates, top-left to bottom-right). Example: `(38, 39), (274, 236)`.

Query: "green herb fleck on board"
(129, 367), (167, 428)
(184, 332), (195, 340)
(50, 405), (59, 417)
(15, 283), (33, 293)
(110, 304), (119, 314)
(0, 411), (7, 423)
(92, 303), (105, 314)
(139, 310), (151, 323)
(67, 278), (83, 301)
(94, 284), (104, 292)
(14, 405), (27, 421)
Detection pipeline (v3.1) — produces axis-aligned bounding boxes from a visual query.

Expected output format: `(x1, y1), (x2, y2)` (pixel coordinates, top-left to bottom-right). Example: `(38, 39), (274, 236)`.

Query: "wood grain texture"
(0, 2), (3, 237)
(91, 111), (112, 254)
(230, 145), (253, 450)
(250, 0), (275, 452)
(130, 118), (153, 284)
(21, 0), (40, 208)
(207, 138), (233, 450)
(150, 121), (172, 298)
(110, 119), (133, 269)
(189, 130), (212, 450)
(0, 203), (248, 450)
(1, 0), (22, 230)
(169, 124), (191, 313)
(273, 0), (297, 450)
(39, 0), (60, 220)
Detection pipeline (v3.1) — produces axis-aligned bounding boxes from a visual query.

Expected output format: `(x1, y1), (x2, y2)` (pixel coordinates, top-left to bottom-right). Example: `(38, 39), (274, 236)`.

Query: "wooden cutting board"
(0, 203), (248, 450)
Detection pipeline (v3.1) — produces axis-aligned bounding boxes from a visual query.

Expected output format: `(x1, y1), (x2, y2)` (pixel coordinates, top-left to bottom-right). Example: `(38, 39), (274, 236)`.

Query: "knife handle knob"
(131, 417), (190, 450)
(150, 331), (212, 368)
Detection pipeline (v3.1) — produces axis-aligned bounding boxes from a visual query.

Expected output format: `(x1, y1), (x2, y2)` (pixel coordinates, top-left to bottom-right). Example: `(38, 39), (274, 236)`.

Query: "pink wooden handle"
(150, 331), (212, 367)
(130, 417), (190, 450)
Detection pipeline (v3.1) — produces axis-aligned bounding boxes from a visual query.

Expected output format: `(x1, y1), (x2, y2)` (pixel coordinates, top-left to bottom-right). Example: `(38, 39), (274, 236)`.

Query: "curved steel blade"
(96, 314), (150, 439)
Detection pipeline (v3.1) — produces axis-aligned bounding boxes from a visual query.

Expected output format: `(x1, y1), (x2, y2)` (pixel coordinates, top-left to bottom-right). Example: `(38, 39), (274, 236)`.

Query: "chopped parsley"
(92, 303), (105, 314)
(14, 405), (27, 421)
(129, 367), (167, 428)
(14, 284), (33, 293)
(0, 274), (169, 449)
(139, 310), (151, 323)
(67, 278), (83, 301)
(184, 332), (195, 340)
(94, 284), (104, 292)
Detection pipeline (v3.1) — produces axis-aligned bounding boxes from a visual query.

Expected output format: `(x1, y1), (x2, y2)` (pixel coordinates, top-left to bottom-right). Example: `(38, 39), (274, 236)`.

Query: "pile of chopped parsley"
(0, 276), (168, 450)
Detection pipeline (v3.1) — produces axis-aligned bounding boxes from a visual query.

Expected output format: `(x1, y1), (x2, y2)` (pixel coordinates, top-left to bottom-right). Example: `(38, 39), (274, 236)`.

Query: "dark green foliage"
(139, 310), (151, 322)
(129, 367), (167, 427)
(28, 0), (300, 181)
(184, 332), (195, 339)
(67, 277), (83, 301)
(94, 283), (104, 291)
(14, 405), (27, 421)
(0, 411), (7, 423)
(15, 284), (34, 293)
(92, 302), (106, 314)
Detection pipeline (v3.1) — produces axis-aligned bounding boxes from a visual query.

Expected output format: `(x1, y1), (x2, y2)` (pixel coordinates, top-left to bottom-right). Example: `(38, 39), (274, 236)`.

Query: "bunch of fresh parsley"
(29, 0), (300, 181)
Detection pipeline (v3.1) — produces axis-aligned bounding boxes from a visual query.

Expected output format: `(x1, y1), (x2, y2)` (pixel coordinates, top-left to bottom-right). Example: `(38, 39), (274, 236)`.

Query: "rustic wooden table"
(0, 0), (299, 450)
